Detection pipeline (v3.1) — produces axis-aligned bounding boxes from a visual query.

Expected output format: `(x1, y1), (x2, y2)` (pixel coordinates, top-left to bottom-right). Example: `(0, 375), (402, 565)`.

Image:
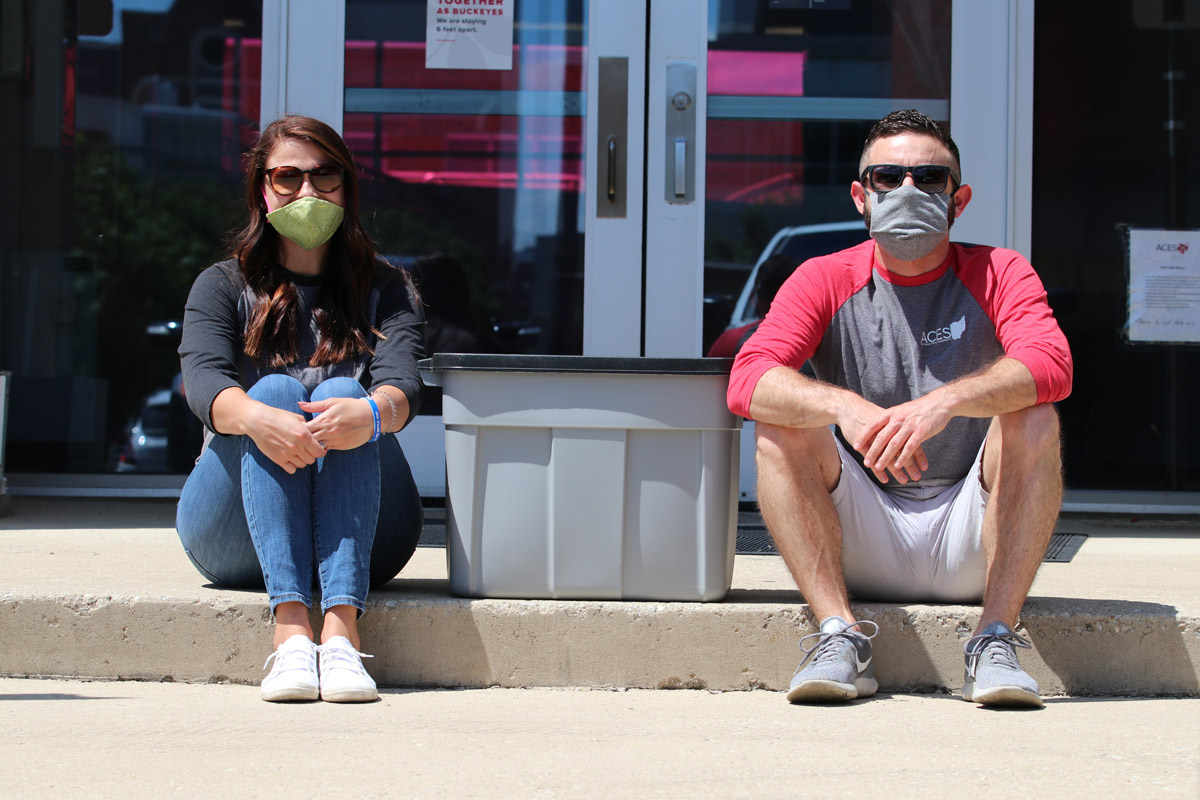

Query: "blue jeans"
(176, 374), (423, 614)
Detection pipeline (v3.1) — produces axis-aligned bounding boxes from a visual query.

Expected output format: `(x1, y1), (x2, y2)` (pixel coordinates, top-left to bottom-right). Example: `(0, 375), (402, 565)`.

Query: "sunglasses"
(859, 164), (958, 194)
(265, 164), (344, 196)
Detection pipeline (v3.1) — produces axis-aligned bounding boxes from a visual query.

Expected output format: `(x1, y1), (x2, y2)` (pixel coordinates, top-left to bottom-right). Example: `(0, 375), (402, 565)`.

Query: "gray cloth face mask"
(867, 184), (951, 262)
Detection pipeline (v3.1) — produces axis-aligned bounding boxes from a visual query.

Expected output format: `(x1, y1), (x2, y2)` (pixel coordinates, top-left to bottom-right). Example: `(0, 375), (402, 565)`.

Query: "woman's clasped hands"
(245, 398), (375, 474)
(300, 396), (377, 452)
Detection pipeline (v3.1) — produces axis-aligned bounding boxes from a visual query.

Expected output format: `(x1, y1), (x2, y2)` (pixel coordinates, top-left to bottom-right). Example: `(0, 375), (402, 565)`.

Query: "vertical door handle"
(674, 139), (686, 198)
(608, 136), (618, 202)
(597, 58), (628, 218)
(665, 62), (696, 204)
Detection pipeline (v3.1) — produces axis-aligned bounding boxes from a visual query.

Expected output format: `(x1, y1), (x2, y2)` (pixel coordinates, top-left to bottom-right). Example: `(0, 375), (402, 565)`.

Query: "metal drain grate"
(418, 514), (447, 548)
(1043, 532), (1087, 563)
(735, 523), (776, 554)
(418, 514), (1086, 564)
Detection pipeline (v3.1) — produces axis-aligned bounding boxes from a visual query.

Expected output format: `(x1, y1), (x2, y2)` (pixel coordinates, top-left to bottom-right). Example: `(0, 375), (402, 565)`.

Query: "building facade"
(1, 0), (1197, 505)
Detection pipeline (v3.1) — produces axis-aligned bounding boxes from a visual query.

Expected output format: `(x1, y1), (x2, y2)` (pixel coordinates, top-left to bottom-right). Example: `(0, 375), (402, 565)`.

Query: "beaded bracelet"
(373, 390), (399, 433)
(364, 395), (381, 442)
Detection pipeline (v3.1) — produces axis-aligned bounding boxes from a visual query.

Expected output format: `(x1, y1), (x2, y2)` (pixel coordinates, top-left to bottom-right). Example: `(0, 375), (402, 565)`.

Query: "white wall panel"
(261, 0), (346, 133)
(950, 0), (1034, 256)
(583, 0), (648, 356)
(643, 0), (708, 357)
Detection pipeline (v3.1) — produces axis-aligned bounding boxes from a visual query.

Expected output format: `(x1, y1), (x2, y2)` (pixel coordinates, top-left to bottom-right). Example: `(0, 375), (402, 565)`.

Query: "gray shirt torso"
(179, 258), (425, 446)
(809, 265), (1005, 487)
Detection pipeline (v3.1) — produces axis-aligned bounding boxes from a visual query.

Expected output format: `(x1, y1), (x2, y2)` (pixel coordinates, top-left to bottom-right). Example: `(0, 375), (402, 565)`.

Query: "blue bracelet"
(365, 396), (381, 443)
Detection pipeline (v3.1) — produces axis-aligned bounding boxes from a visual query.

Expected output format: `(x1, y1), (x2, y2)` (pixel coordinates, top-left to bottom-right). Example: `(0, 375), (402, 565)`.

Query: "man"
(727, 110), (1072, 708)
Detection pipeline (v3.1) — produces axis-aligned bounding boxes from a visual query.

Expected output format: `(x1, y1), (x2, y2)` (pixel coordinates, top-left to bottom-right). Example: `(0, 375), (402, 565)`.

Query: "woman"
(176, 115), (425, 703)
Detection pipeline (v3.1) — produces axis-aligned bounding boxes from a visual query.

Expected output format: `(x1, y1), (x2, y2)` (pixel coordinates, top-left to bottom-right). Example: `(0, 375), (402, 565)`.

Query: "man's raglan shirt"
(728, 240), (1072, 488)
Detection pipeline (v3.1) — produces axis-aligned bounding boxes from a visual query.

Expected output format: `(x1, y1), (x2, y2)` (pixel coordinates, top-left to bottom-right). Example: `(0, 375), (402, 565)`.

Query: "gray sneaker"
(961, 621), (1043, 708)
(786, 616), (879, 703)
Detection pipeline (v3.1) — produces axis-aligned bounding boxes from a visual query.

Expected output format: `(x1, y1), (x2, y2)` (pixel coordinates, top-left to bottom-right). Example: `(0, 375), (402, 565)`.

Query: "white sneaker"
(318, 636), (378, 702)
(261, 635), (319, 702)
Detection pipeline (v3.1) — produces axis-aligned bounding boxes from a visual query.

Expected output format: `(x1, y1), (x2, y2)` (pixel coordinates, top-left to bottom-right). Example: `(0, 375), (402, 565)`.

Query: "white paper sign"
(426, 0), (514, 71)
(1128, 228), (1200, 343)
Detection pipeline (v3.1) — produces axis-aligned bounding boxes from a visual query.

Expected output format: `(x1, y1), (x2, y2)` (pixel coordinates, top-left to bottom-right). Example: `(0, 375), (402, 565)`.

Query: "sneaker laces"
(262, 641), (315, 672)
(318, 640), (374, 672)
(796, 619), (879, 670)
(963, 627), (1032, 678)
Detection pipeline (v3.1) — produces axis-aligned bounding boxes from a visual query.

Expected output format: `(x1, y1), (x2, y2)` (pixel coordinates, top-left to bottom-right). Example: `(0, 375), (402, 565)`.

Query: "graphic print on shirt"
(920, 314), (967, 346)
(812, 264), (1004, 486)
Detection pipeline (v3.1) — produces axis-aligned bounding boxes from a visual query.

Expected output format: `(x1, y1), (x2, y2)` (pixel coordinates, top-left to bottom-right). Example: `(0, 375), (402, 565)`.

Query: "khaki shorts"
(832, 436), (988, 603)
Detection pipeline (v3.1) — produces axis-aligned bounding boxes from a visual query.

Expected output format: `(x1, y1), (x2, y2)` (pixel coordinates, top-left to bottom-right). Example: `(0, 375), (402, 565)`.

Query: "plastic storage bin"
(421, 355), (741, 601)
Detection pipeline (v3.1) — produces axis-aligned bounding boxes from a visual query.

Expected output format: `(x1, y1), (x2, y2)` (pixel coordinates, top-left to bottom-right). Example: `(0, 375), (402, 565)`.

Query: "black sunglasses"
(860, 164), (958, 194)
(265, 164), (344, 196)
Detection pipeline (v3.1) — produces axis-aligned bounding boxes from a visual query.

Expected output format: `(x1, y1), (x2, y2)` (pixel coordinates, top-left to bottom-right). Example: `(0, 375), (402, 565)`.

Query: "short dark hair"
(860, 109), (961, 182)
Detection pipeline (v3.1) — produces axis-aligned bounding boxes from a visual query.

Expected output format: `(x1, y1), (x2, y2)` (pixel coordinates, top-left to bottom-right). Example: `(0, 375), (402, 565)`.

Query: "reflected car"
(727, 221), (868, 329)
(113, 389), (172, 473)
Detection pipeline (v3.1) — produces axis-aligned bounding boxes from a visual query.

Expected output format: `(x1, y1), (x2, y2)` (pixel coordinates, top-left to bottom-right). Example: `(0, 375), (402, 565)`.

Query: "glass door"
(328, 0), (649, 493)
(660, 0), (955, 499)
(1, 0), (263, 491)
(343, 0), (590, 360)
(654, 0), (953, 360)
(262, 1), (971, 501)
(321, 0), (957, 497)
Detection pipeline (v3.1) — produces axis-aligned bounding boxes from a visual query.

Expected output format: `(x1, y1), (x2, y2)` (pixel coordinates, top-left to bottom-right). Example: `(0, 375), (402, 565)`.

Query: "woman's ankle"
(273, 601), (314, 648)
(320, 605), (360, 648)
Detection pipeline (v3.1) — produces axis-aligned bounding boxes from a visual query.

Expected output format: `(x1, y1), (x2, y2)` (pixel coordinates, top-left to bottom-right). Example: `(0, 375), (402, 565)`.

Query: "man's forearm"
(931, 357), (1039, 420)
(747, 366), (858, 429)
(747, 356), (1039, 435)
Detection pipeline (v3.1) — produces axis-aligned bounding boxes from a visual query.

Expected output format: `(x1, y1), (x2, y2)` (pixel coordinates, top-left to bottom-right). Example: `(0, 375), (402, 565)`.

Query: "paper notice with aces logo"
(1128, 228), (1200, 343)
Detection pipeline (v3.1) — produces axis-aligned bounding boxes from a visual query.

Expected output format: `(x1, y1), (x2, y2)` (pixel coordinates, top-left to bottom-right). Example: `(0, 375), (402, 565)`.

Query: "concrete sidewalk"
(1, 497), (1198, 696)
(1, 678), (1197, 799)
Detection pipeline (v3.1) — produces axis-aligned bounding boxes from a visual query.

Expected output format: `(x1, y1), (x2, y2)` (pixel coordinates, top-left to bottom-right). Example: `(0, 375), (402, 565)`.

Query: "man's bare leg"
(758, 423), (880, 702)
(976, 403), (1063, 636)
(755, 422), (853, 623)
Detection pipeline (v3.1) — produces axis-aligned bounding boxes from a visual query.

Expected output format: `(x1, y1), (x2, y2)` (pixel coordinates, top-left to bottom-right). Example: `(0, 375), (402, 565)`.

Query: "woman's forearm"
(370, 384), (412, 433)
(210, 386), (260, 436)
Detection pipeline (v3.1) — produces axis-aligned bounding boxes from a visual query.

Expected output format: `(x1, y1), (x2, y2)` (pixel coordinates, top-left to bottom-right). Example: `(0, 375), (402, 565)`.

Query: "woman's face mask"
(266, 196), (345, 250)
(865, 184), (953, 262)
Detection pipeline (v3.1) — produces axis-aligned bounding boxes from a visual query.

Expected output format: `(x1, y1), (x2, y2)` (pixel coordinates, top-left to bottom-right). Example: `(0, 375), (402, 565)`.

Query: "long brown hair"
(231, 115), (380, 367)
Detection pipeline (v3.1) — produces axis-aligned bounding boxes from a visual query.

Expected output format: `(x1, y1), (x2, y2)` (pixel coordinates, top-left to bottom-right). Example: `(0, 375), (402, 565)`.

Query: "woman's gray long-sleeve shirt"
(179, 258), (425, 443)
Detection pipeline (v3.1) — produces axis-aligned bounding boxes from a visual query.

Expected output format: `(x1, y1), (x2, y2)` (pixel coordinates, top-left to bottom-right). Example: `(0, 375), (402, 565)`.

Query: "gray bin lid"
(420, 354), (734, 375)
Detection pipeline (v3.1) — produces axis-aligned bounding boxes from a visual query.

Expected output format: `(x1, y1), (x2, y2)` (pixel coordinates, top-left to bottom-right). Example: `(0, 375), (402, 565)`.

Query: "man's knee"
(998, 403), (1061, 457)
(984, 404), (1062, 491)
(755, 422), (840, 491)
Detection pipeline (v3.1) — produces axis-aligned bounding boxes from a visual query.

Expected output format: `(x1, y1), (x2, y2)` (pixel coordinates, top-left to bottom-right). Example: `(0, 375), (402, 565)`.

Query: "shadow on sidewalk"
(1023, 597), (1200, 696)
(0, 692), (128, 701)
(0, 497), (177, 531)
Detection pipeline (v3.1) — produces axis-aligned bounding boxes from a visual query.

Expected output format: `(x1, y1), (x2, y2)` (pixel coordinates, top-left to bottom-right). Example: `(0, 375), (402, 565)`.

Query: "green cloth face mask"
(266, 196), (345, 250)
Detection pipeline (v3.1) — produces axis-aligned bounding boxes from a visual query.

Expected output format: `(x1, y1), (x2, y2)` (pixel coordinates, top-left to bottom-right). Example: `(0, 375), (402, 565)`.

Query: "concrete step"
(2, 498), (1198, 696)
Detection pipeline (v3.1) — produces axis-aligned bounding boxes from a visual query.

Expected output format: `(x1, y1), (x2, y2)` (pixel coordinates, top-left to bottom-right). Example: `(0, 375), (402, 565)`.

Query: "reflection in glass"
(1032, 1), (1200, 490)
(345, 0), (587, 361)
(702, 1), (951, 354)
(1, 1), (261, 474)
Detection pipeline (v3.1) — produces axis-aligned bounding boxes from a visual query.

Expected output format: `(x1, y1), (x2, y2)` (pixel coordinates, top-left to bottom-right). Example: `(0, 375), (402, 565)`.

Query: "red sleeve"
(953, 246), (1073, 404)
(707, 322), (755, 358)
(727, 243), (871, 418)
